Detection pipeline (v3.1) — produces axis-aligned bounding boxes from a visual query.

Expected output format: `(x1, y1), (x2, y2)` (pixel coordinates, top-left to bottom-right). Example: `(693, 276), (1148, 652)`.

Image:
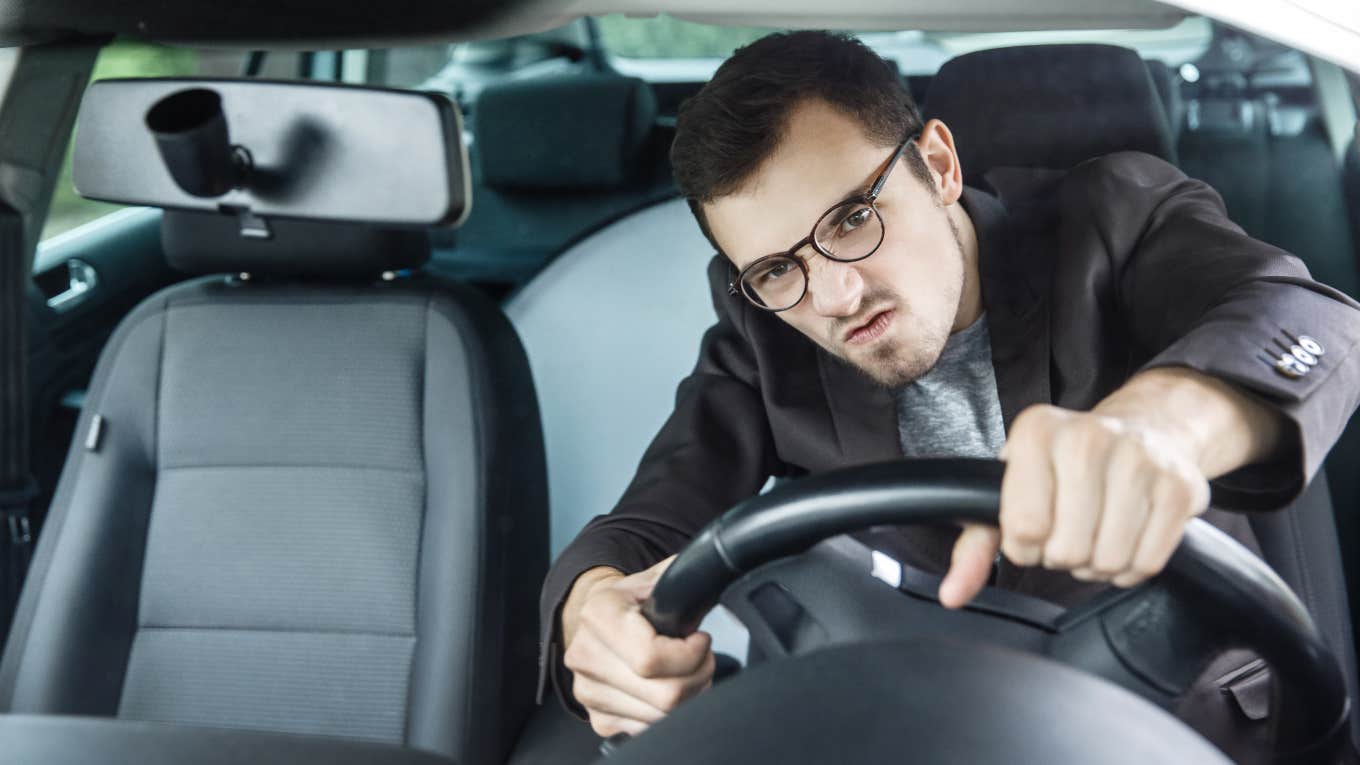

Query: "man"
(538, 30), (1360, 753)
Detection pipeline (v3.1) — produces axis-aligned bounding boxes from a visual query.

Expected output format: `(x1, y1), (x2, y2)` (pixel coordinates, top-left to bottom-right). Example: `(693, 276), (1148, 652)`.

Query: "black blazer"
(537, 152), (1360, 708)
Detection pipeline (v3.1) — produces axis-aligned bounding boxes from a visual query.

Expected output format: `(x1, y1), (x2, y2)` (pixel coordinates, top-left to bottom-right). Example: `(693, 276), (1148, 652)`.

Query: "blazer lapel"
(816, 347), (899, 466)
(965, 178), (1054, 431)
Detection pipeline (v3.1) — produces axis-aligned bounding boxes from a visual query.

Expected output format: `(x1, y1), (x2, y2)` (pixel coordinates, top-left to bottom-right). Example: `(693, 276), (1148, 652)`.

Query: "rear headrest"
(923, 44), (1176, 184)
(162, 211), (430, 279)
(474, 74), (657, 192)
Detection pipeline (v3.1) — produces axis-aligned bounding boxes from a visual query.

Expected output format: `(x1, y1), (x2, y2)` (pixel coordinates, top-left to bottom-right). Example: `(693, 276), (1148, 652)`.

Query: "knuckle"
(631, 651), (665, 679)
(1130, 557), (1163, 579)
(1089, 548), (1131, 576)
(1043, 544), (1088, 570)
(1158, 473), (1206, 516)
(589, 714), (617, 738)
(577, 601), (610, 634)
(654, 679), (688, 710)
(1002, 508), (1050, 543)
(1108, 432), (1151, 472)
(571, 679), (598, 708)
(562, 640), (588, 673)
(1009, 520), (1048, 544)
(1001, 539), (1039, 564)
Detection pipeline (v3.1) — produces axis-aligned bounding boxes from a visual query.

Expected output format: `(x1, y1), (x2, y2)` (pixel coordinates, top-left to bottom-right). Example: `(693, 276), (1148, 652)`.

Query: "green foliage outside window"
(596, 14), (779, 59)
(42, 42), (199, 242)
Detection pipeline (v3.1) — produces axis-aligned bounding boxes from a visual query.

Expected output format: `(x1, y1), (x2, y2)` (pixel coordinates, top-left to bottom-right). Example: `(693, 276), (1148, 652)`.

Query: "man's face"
(704, 99), (974, 388)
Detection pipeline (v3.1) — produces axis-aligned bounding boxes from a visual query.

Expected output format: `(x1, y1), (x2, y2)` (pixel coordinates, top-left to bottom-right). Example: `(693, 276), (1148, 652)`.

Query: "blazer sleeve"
(1070, 151), (1360, 511)
(535, 254), (785, 716)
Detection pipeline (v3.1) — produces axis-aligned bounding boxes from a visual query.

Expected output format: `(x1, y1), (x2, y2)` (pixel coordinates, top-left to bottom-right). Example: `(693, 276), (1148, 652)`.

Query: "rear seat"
(1148, 51), (1360, 642)
(429, 73), (676, 292)
(1175, 84), (1358, 297)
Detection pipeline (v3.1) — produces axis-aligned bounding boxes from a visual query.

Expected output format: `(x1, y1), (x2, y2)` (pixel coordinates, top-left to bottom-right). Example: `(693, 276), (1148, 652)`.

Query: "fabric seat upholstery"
(0, 215), (548, 764)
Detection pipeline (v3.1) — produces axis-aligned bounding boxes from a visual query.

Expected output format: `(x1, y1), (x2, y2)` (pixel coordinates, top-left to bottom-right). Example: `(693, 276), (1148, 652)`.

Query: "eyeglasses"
(728, 134), (918, 312)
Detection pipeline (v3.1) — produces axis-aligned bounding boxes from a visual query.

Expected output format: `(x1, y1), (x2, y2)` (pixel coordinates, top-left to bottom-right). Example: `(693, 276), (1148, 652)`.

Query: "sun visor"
(72, 78), (471, 232)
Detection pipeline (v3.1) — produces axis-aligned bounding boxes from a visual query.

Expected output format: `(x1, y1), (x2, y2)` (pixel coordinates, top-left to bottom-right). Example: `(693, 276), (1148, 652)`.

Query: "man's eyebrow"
(826, 181), (872, 214)
(731, 179), (875, 271)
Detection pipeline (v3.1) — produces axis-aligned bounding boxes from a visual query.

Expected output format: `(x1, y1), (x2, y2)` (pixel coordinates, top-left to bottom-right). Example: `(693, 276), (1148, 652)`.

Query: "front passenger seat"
(0, 83), (547, 765)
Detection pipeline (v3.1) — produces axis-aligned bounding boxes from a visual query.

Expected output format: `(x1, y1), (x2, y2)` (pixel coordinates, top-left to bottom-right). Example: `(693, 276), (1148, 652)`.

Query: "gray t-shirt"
(895, 314), (1006, 459)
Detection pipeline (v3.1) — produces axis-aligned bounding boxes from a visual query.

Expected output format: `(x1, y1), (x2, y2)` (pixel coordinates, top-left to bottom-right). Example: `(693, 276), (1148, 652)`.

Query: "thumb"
(621, 555), (678, 600)
(938, 525), (1001, 609)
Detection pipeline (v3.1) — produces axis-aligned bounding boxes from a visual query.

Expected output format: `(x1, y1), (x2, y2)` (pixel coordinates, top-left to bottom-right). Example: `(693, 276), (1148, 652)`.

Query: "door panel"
(27, 208), (177, 524)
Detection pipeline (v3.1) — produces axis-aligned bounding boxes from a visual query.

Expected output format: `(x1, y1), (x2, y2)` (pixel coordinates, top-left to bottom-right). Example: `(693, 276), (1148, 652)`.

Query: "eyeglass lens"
(740, 202), (884, 310)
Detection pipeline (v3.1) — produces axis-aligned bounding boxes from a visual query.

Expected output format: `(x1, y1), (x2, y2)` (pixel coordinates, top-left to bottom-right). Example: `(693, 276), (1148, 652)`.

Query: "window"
(598, 14), (1213, 82)
(596, 15), (777, 59)
(41, 42), (248, 242)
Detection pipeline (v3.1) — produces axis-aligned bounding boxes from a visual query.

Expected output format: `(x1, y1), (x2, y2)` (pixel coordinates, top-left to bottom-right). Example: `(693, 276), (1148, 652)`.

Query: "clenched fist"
(560, 557), (716, 737)
(939, 367), (1285, 608)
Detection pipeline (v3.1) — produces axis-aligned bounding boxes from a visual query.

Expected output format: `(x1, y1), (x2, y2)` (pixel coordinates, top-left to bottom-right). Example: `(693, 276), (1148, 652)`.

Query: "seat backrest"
(923, 44), (1177, 185)
(505, 198), (711, 557)
(0, 80), (548, 765)
(1176, 93), (1358, 298)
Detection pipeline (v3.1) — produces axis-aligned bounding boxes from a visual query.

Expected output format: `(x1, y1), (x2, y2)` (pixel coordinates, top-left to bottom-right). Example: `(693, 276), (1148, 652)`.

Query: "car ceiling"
(0, 0), (1355, 74)
(0, 0), (1186, 49)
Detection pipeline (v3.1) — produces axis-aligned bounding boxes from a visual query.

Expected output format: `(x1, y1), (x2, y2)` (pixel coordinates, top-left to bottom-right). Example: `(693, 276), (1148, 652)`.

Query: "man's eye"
(839, 206), (873, 235)
(758, 261), (795, 283)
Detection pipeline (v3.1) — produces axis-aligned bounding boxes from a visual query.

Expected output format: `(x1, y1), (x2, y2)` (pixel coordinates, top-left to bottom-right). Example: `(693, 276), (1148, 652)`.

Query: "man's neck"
(949, 203), (983, 333)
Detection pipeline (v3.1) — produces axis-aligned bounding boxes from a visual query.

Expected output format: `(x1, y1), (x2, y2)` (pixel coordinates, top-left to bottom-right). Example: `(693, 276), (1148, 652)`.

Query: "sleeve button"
(1275, 355), (1309, 379)
(1298, 336), (1324, 356)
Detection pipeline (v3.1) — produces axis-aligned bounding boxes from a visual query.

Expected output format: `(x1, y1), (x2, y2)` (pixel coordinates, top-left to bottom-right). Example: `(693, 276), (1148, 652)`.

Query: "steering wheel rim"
(639, 458), (1350, 759)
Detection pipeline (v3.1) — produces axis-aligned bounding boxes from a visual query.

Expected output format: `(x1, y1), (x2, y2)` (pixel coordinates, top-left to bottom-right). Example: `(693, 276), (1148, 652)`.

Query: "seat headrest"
(474, 74), (657, 192)
(162, 211), (430, 279)
(923, 44), (1176, 183)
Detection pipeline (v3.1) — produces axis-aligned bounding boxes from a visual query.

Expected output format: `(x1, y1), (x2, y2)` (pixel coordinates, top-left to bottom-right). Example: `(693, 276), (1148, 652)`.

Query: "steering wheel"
(625, 459), (1350, 762)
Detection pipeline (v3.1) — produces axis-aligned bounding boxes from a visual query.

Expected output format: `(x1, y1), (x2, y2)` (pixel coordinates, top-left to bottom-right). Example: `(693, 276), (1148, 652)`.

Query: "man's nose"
(808, 258), (865, 317)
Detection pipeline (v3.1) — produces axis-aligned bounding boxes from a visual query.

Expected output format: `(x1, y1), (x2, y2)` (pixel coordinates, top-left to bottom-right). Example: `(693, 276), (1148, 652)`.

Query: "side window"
(41, 43), (249, 244)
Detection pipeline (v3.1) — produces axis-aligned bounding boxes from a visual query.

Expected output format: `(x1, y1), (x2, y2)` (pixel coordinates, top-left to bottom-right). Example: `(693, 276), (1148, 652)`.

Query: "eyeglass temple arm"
(869, 133), (920, 199)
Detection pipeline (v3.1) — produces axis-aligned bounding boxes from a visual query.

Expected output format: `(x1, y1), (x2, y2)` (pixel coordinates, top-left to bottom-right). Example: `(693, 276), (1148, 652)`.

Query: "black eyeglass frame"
(726, 133), (921, 312)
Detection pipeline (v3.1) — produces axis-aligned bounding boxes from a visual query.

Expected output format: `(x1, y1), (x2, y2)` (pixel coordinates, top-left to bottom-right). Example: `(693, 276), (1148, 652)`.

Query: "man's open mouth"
(844, 309), (895, 346)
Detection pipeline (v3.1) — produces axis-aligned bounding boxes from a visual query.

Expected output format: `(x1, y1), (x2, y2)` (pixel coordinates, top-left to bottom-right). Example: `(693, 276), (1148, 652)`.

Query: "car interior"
(0, 1), (1357, 763)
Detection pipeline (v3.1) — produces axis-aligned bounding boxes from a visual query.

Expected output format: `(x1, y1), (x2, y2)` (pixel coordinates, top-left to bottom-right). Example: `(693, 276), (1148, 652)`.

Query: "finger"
(589, 712), (649, 739)
(1088, 439), (1154, 579)
(1113, 473), (1208, 588)
(572, 673), (668, 724)
(999, 409), (1059, 566)
(1042, 425), (1109, 570)
(565, 623), (712, 713)
(939, 524), (1000, 609)
(579, 589), (713, 678)
(574, 627), (716, 712)
(619, 555), (679, 599)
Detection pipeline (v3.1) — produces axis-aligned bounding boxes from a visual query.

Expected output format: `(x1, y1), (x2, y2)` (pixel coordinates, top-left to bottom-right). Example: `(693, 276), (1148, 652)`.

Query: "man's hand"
(939, 367), (1286, 609)
(560, 557), (716, 737)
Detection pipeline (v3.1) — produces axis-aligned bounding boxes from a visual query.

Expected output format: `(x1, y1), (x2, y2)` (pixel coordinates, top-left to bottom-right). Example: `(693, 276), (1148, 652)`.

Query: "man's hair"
(670, 31), (932, 254)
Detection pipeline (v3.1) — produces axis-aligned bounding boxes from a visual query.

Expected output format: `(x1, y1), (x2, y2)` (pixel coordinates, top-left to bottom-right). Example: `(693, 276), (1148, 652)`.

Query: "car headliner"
(0, 1), (1356, 76)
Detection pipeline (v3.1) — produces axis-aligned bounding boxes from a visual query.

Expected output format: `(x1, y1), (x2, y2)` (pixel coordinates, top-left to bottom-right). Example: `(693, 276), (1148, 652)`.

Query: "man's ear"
(916, 119), (964, 205)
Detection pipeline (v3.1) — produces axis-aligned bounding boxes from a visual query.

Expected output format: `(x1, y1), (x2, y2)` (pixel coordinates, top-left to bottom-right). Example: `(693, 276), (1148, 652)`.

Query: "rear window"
(599, 14), (1214, 80)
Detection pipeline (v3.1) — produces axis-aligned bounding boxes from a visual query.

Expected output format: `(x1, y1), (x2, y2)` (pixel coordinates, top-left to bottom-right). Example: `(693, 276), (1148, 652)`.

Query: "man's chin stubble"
(846, 339), (940, 389)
